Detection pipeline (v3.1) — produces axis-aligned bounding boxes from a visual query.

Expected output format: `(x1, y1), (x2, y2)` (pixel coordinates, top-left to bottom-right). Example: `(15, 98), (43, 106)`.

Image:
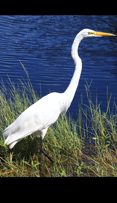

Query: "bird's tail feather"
(9, 141), (18, 149)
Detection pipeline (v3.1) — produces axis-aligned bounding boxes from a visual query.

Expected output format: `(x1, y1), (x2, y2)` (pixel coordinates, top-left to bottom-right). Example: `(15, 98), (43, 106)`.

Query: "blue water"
(0, 15), (117, 121)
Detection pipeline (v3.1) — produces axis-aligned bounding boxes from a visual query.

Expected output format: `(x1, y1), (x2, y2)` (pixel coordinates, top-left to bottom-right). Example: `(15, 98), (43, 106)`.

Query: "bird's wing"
(4, 92), (61, 146)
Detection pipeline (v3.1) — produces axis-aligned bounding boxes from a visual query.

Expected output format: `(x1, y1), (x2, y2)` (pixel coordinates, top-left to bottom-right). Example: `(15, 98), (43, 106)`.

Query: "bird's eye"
(88, 32), (94, 35)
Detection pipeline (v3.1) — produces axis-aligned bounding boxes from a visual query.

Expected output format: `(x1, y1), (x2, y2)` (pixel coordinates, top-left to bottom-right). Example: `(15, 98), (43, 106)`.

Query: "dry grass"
(0, 66), (117, 177)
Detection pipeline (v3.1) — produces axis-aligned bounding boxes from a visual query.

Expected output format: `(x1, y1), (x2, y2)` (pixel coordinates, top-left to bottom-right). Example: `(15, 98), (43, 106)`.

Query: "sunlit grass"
(0, 65), (117, 177)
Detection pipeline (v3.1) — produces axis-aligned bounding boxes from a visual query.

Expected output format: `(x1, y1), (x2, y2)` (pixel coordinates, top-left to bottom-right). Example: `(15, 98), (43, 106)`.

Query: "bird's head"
(80, 29), (116, 38)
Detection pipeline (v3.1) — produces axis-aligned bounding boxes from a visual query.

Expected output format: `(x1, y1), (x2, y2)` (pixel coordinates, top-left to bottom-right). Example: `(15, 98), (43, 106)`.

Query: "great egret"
(4, 29), (116, 170)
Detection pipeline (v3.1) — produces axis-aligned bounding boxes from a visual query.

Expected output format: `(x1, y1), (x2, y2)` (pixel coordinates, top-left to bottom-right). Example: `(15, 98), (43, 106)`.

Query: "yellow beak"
(93, 31), (116, 37)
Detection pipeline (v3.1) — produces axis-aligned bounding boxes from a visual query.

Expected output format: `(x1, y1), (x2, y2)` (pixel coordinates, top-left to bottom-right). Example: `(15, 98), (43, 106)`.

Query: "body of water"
(0, 15), (117, 121)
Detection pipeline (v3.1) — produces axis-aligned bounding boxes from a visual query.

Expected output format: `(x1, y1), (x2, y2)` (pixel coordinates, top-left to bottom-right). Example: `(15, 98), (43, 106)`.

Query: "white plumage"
(3, 29), (115, 161)
(4, 92), (62, 148)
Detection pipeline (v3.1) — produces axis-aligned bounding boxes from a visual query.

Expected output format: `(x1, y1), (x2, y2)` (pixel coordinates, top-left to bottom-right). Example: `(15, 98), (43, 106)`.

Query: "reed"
(0, 67), (117, 176)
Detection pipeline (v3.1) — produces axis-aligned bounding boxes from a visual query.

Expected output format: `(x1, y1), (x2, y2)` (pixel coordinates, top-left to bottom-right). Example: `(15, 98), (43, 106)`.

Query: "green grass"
(0, 65), (117, 177)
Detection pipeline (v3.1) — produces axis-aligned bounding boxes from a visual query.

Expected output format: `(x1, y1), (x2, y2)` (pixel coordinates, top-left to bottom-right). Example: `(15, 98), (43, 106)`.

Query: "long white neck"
(60, 32), (83, 113)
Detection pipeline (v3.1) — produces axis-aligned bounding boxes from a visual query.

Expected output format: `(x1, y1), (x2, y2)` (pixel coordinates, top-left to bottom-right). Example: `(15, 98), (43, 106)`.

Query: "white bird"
(3, 29), (116, 170)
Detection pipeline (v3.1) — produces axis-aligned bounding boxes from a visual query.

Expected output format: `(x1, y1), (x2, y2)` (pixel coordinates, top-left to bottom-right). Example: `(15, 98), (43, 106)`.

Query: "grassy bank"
(0, 67), (117, 176)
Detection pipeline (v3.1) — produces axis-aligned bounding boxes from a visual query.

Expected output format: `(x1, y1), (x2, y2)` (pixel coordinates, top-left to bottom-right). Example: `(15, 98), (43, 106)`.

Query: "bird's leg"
(41, 148), (54, 163)
(39, 137), (43, 171)
(39, 137), (54, 172)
